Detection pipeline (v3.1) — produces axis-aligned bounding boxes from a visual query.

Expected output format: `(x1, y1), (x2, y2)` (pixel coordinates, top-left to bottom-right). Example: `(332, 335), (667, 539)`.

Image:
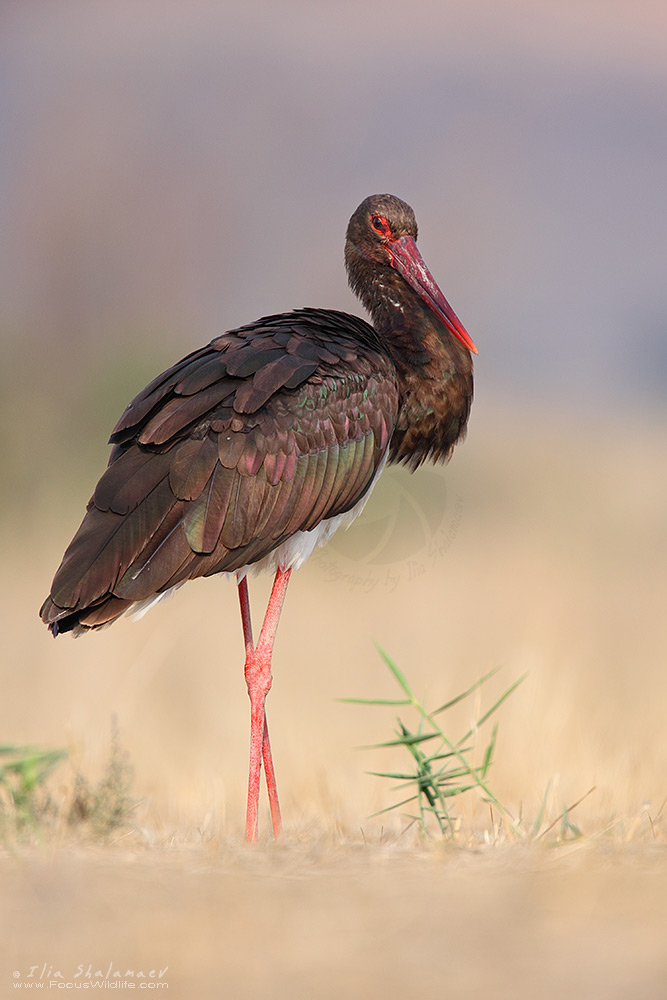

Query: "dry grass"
(1, 409), (666, 996)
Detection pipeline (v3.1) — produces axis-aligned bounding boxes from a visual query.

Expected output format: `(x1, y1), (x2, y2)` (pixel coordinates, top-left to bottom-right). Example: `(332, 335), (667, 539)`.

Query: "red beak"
(388, 235), (478, 355)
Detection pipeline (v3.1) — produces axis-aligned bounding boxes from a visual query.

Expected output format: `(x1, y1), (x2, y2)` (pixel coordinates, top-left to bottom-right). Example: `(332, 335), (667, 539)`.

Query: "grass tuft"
(342, 647), (526, 839)
(68, 717), (136, 840)
(0, 718), (136, 845)
(343, 649), (608, 844)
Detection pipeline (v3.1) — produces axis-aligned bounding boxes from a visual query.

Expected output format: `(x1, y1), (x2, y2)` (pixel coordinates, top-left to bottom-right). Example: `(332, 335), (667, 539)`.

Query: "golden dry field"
(2, 408), (666, 998)
(2, 1), (667, 994)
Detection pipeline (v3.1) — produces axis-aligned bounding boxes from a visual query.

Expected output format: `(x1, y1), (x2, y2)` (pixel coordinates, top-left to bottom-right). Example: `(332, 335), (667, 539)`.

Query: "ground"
(2, 413), (666, 998)
(4, 841), (667, 998)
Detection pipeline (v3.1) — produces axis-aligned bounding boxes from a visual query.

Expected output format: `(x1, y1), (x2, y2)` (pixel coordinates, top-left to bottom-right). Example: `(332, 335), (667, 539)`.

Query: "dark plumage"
(40, 194), (476, 840)
(40, 309), (398, 634)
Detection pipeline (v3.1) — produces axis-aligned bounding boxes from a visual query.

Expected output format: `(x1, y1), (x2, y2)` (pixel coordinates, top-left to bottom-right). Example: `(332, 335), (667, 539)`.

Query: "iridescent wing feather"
(40, 309), (398, 633)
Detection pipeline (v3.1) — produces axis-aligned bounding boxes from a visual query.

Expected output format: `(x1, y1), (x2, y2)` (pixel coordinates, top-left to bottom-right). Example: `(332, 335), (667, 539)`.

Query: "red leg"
(239, 575), (280, 838)
(259, 715), (281, 838)
(238, 570), (291, 842)
(238, 573), (254, 660)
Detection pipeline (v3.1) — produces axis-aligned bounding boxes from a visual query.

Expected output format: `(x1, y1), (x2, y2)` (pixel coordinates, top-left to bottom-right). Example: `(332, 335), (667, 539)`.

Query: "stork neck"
(348, 253), (473, 468)
(356, 262), (471, 382)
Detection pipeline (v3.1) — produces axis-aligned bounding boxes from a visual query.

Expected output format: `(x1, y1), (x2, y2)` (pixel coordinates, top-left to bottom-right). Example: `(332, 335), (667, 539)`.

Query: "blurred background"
(1, 0), (666, 837)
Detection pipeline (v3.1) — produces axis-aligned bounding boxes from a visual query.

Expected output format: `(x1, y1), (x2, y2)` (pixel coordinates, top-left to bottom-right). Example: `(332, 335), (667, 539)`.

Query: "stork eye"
(371, 214), (390, 236)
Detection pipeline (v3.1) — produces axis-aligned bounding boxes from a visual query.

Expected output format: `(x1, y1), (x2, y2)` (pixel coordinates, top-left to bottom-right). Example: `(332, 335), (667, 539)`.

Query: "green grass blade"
(432, 666), (503, 715)
(375, 644), (414, 699)
(366, 771), (421, 781)
(457, 673), (527, 746)
(480, 724), (498, 778)
(365, 731), (443, 749)
(370, 794), (420, 817)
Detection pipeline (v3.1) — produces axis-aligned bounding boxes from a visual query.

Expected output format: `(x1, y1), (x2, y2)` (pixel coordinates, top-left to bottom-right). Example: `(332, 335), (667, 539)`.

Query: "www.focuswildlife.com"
(12, 983), (168, 991)
(11, 967), (169, 991)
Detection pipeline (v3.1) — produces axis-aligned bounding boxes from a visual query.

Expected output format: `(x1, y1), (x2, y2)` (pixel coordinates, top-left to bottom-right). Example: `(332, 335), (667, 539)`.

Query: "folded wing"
(40, 309), (398, 633)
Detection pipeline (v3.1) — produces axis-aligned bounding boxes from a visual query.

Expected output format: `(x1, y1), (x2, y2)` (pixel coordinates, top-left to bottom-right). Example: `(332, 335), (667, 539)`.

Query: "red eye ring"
(371, 214), (390, 237)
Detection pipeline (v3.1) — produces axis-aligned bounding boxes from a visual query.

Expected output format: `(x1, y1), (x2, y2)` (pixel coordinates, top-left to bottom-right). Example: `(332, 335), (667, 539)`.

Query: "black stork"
(40, 194), (477, 842)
